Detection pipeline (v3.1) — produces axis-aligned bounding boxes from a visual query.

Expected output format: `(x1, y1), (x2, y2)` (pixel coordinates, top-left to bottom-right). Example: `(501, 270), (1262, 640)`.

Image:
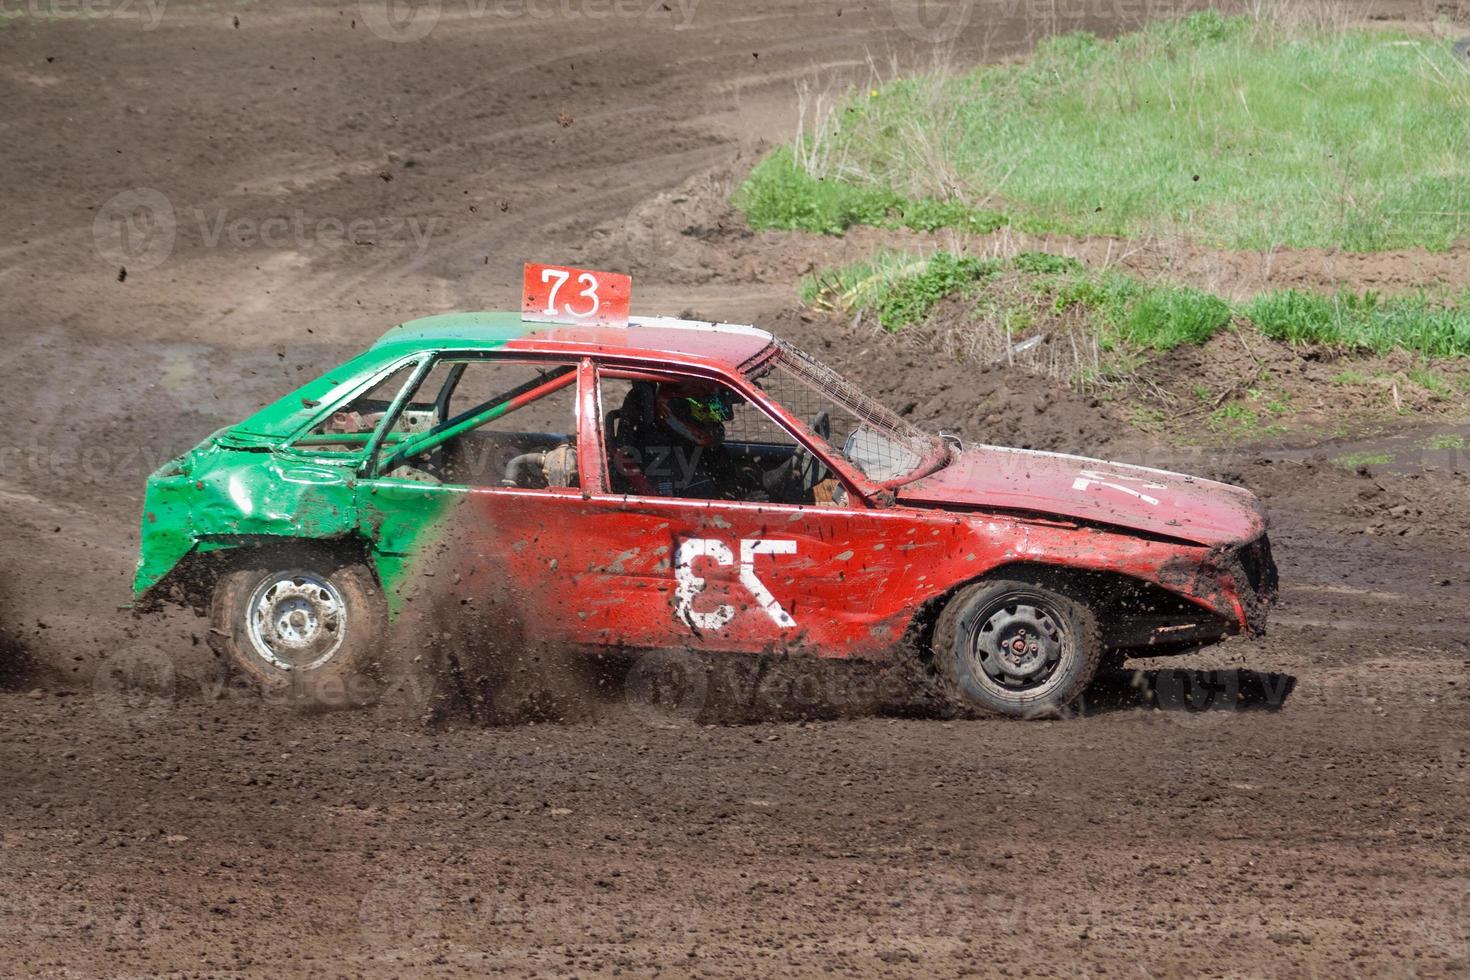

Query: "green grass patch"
(805, 249), (1230, 349)
(1130, 406), (1168, 429)
(1332, 451), (1395, 468)
(736, 147), (1009, 236)
(1407, 366), (1454, 397)
(804, 247), (1470, 406)
(1243, 289), (1470, 358)
(1211, 404), (1260, 432)
(738, 12), (1470, 251)
(873, 252), (1001, 329)
(1114, 287), (1232, 351)
(1423, 432), (1466, 450)
(800, 250), (1002, 330)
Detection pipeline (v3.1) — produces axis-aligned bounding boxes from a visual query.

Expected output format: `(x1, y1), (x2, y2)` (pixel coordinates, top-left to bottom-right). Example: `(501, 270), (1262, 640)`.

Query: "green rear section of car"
(132, 313), (536, 604)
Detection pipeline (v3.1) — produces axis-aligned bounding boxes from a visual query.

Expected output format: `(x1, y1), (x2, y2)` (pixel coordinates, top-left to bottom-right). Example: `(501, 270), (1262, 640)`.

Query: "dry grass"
(891, 273), (1111, 389)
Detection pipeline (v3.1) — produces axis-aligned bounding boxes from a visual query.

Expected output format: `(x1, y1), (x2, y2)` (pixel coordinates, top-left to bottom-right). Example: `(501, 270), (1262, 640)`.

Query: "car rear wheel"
(209, 550), (386, 705)
(933, 578), (1101, 719)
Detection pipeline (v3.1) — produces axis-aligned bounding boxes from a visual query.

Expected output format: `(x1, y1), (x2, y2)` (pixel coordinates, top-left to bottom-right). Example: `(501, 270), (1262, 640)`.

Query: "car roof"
(373, 311), (775, 368)
(224, 311), (777, 441)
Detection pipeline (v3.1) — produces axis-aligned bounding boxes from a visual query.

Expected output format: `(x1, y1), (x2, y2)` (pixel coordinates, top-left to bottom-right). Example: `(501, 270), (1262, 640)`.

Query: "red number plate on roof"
(522, 263), (632, 327)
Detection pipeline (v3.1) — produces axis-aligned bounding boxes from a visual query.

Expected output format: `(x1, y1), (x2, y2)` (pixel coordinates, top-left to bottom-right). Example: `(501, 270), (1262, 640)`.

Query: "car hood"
(897, 446), (1266, 546)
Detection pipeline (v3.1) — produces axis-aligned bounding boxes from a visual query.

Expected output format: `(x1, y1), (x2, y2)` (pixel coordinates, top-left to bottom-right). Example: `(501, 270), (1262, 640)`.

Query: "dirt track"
(2, 0), (1469, 976)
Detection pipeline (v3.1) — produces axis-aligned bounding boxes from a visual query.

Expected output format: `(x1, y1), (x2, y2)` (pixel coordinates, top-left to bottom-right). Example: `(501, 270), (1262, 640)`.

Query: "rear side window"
(294, 362), (419, 454)
(372, 357), (581, 488)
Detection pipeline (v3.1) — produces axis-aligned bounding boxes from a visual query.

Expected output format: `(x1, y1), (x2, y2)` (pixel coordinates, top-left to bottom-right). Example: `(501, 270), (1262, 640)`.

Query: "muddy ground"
(2, 0), (1469, 976)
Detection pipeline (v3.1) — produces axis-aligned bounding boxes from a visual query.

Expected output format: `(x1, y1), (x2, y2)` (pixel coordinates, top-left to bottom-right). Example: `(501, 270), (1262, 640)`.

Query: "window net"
(745, 341), (939, 483)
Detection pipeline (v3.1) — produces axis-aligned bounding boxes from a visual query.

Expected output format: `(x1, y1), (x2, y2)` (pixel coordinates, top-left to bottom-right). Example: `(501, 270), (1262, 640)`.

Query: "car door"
(581, 363), (961, 659)
(353, 353), (605, 643)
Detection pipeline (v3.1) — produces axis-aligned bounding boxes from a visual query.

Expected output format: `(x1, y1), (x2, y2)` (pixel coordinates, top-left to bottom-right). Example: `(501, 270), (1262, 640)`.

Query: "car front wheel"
(933, 578), (1101, 719)
(209, 550), (386, 705)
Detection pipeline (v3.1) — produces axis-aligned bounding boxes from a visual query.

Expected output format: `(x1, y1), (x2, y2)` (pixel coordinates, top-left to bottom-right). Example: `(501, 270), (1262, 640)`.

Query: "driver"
(615, 379), (765, 500)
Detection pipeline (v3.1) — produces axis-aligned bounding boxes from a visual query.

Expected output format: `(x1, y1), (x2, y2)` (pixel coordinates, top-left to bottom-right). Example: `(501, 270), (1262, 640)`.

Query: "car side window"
(373, 357), (580, 489)
(295, 361), (421, 454)
(599, 370), (847, 506)
(750, 356), (924, 483)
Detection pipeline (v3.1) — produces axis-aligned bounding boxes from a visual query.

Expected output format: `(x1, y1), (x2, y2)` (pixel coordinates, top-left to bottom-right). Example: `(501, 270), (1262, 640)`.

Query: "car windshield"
(744, 341), (943, 484)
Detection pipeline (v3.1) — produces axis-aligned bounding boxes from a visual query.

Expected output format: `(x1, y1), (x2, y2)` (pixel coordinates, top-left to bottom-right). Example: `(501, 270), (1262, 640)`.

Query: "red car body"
(453, 318), (1274, 661)
(136, 312), (1277, 705)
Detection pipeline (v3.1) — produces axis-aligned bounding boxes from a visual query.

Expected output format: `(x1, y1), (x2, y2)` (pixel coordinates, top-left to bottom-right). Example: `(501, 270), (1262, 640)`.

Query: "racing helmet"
(654, 380), (738, 448)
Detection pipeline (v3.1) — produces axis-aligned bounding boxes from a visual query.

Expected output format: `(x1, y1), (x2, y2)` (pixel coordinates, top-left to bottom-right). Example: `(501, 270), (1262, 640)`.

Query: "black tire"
(208, 548), (387, 707)
(932, 578), (1101, 719)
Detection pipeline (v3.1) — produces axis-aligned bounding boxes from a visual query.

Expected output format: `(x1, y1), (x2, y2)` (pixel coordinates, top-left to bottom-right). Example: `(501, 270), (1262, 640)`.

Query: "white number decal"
(539, 268), (570, 316)
(674, 538), (736, 631)
(740, 538), (797, 628)
(674, 537), (797, 630)
(1071, 468), (1165, 506)
(540, 268), (602, 319)
(570, 272), (600, 317)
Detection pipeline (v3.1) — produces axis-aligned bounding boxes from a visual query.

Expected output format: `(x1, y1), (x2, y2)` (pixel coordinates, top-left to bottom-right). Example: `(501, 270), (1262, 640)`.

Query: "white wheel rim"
(245, 572), (347, 672)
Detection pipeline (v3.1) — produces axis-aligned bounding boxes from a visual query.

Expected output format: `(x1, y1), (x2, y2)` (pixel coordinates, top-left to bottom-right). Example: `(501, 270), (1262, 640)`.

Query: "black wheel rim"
(965, 591), (1069, 695)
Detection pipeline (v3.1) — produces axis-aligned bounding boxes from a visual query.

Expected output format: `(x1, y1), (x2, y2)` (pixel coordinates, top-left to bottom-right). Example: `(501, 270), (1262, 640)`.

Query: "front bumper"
(1220, 533), (1279, 635)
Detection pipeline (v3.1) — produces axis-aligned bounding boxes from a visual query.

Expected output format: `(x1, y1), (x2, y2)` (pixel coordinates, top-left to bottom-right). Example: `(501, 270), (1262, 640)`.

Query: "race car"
(134, 268), (1276, 718)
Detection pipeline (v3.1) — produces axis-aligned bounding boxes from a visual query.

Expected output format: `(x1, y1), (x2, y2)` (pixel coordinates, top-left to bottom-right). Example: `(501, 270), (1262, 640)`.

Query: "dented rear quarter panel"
(133, 340), (425, 595)
(133, 442), (358, 595)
